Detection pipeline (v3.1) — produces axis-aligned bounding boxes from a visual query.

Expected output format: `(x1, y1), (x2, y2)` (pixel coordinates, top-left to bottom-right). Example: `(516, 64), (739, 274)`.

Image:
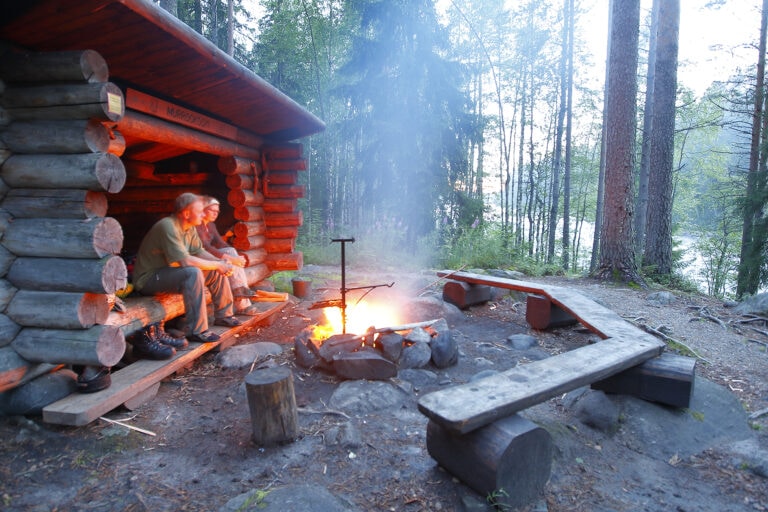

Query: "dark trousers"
(138, 266), (233, 334)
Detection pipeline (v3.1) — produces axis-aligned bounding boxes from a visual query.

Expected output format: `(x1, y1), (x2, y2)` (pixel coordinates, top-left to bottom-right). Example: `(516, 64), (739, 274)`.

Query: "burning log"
(245, 366), (298, 445)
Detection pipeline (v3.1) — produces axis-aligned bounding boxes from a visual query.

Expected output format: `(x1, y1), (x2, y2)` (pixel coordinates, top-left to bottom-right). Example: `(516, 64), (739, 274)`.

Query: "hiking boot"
(132, 327), (176, 360)
(149, 322), (189, 349)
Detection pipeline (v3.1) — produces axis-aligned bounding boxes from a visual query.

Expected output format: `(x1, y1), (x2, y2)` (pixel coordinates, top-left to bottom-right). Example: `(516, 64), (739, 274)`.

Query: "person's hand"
(218, 260), (234, 276)
(232, 255), (246, 267)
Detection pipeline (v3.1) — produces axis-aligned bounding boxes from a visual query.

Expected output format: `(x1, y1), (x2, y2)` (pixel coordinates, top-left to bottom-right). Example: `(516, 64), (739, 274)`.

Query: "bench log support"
(442, 280), (491, 310)
(526, 294), (578, 330)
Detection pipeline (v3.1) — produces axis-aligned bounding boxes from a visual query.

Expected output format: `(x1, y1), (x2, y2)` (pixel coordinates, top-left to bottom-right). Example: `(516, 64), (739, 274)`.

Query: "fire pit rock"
(293, 318), (458, 380)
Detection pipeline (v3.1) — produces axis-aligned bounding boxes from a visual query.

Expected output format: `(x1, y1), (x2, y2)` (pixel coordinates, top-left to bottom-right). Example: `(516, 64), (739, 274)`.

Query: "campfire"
(293, 237), (458, 380)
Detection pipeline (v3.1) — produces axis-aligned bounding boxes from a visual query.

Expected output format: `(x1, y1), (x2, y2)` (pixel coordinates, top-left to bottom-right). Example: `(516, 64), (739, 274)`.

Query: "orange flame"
(313, 299), (401, 339)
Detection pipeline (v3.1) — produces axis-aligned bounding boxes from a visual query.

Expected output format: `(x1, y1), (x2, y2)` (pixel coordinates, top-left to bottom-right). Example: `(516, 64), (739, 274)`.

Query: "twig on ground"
(696, 307), (728, 330)
(632, 321), (712, 364)
(749, 407), (768, 420)
(99, 416), (156, 436)
(297, 407), (351, 419)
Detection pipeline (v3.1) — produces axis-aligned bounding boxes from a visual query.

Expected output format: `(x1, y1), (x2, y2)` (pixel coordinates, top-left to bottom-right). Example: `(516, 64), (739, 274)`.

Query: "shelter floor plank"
(43, 301), (286, 426)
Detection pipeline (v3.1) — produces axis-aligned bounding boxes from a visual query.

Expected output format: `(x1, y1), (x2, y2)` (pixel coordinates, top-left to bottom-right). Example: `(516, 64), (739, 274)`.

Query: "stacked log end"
(0, 48), (127, 398)
(220, 143), (306, 286)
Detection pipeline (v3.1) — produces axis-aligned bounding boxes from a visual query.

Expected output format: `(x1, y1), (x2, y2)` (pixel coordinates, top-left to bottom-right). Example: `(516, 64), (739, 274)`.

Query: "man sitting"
(132, 192), (242, 358)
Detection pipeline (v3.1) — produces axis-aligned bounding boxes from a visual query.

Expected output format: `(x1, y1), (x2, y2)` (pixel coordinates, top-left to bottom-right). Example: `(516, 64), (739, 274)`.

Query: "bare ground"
(1, 267), (767, 511)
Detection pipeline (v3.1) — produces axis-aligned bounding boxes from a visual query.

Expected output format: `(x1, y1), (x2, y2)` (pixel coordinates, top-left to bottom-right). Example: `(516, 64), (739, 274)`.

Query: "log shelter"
(0, 0), (325, 424)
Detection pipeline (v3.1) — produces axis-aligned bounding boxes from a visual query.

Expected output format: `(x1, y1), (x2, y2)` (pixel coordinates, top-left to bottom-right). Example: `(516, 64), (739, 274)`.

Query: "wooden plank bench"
(417, 271), (667, 435)
(42, 295), (286, 426)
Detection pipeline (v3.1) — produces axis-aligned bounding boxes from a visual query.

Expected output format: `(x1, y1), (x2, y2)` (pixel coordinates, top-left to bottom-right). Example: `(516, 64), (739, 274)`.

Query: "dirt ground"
(1, 266), (767, 511)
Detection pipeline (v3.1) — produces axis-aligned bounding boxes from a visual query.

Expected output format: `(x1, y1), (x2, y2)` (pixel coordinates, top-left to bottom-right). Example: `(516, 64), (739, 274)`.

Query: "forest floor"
(1, 265), (767, 511)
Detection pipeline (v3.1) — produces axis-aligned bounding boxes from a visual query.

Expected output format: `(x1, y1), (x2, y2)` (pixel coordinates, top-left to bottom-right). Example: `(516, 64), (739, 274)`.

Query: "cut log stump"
(591, 352), (697, 408)
(442, 280), (491, 309)
(245, 366), (298, 446)
(526, 294), (578, 330)
(426, 414), (553, 510)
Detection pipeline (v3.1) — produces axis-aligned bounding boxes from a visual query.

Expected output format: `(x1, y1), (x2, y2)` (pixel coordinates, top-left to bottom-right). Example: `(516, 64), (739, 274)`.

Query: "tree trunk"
(643, 0), (679, 276)
(635, 0), (660, 258)
(595, 0), (642, 284)
(737, 0), (768, 297)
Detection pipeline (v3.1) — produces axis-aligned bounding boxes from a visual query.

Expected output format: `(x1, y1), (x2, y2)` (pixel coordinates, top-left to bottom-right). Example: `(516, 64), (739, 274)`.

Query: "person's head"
(174, 192), (205, 227)
(201, 196), (221, 223)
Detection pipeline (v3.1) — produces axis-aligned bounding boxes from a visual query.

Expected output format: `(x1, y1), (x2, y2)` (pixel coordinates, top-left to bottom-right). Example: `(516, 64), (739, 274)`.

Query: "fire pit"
(293, 237), (458, 379)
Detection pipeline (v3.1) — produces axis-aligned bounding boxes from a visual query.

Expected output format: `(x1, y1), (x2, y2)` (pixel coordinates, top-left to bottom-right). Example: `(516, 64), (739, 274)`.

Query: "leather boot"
(132, 327), (176, 360)
(149, 322), (189, 349)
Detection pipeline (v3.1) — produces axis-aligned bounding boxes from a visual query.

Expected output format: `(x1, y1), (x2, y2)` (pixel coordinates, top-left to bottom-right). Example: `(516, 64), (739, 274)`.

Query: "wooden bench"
(42, 294), (286, 426)
(418, 271), (668, 435)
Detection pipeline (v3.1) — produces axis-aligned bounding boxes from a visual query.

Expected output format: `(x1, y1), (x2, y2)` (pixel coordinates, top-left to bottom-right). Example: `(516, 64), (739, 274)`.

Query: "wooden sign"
(126, 88), (238, 141)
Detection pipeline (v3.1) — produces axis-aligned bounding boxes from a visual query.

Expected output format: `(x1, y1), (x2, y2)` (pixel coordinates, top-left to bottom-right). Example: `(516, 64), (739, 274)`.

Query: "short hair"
(202, 195), (221, 208)
(175, 192), (202, 213)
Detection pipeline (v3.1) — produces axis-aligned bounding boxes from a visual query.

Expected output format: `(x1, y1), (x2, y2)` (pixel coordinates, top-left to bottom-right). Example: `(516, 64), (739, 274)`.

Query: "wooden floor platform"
(42, 300), (286, 426)
(417, 271), (666, 434)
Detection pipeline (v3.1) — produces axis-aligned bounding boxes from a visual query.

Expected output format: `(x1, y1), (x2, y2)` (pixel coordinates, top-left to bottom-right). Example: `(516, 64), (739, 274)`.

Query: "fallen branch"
(416, 265), (467, 296)
(297, 407), (351, 419)
(632, 321), (712, 365)
(748, 407), (768, 420)
(99, 416), (156, 436)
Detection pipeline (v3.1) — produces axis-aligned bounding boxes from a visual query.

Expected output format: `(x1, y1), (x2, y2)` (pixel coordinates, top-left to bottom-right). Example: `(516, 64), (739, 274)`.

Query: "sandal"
(214, 316), (242, 327)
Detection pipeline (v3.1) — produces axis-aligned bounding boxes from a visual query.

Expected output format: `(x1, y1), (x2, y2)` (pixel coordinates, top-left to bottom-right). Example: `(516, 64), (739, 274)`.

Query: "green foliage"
(486, 488), (512, 510)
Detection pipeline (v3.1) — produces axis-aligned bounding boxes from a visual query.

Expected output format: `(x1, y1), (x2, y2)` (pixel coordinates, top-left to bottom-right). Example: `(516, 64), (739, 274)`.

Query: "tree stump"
(245, 366), (298, 446)
(426, 414), (553, 510)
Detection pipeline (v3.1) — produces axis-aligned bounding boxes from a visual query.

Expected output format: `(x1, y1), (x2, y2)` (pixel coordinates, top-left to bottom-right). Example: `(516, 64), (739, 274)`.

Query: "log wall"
(0, 47), (309, 396)
(0, 48), (127, 392)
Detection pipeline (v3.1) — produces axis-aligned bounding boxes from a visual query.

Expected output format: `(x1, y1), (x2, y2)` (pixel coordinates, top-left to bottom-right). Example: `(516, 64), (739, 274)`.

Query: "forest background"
(154, 0), (766, 300)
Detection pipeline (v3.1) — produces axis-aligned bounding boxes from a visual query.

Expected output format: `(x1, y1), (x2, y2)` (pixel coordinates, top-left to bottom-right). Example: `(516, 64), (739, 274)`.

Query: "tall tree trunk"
(590, 1), (612, 273)
(595, 0), (642, 284)
(635, 0), (660, 259)
(643, 0), (680, 276)
(548, 0), (569, 264)
(737, 0), (768, 298)
(562, 0), (575, 271)
(227, 0), (234, 56)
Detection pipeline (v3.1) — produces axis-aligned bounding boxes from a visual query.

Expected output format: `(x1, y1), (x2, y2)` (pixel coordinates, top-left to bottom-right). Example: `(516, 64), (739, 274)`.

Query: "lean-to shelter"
(0, 0), (325, 424)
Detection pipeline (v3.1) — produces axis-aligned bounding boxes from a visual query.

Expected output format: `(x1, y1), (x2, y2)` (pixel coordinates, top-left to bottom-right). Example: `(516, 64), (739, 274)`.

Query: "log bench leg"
(442, 280), (491, 310)
(426, 414), (553, 509)
(245, 366), (298, 445)
(591, 351), (697, 408)
(525, 294), (578, 330)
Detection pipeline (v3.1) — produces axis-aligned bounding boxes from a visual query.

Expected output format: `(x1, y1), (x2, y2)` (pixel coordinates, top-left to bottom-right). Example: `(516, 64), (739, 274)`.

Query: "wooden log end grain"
(426, 414), (553, 510)
(93, 217), (124, 257)
(245, 366), (299, 445)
